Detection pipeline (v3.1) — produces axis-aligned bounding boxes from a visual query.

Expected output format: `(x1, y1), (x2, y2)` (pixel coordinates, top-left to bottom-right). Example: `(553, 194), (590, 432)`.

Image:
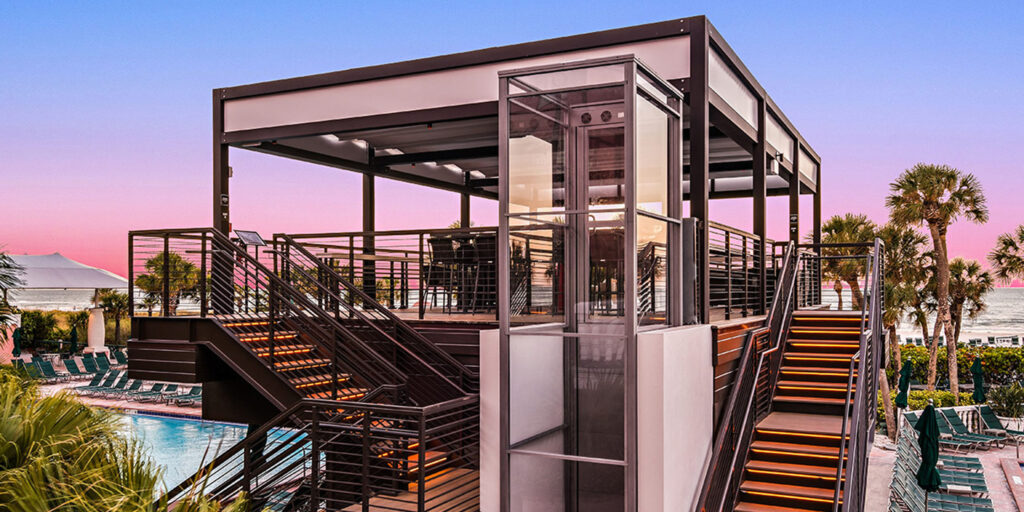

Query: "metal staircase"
(696, 239), (884, 512)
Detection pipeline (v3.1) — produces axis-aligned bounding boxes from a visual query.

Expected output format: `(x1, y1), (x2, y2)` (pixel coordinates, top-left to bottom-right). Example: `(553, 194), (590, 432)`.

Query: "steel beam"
(790, 142), (801, 243)
(753, 98), (767, 314)
(689, 16), (711, 323)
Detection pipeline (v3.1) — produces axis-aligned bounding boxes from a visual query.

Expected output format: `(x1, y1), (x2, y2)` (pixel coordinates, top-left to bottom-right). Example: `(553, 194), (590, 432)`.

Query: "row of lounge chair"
(903, 406), (1020, 453)
(899, 336), (1021, 347)
(71, 371), (203, 406)
(890, 423), (994, 511)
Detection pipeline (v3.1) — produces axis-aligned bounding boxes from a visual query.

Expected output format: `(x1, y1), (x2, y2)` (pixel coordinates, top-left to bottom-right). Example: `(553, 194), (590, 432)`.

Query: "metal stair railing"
(274, 233), (476, 396)
(694, 241), (800, 512)
(128, 228), (409, 403)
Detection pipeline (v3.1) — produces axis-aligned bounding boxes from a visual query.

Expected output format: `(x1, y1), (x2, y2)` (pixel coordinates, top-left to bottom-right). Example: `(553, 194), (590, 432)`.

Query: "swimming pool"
(116, 413), (249, 490)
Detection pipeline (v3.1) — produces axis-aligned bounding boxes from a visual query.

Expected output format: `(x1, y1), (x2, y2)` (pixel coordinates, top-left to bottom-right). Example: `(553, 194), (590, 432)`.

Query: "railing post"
(200, 233), (208, 317)
(725, 231), (732, 320)
(310, 406), (319, 509)
(418, 233), (426, 320)
(162, 234), (170, 316)
(128, 233), (135, 317)
(417, 412), (427, 512)
(243, 443), (252, 497)
(742, 236), (749, 317)
(362, 411), (371, 512)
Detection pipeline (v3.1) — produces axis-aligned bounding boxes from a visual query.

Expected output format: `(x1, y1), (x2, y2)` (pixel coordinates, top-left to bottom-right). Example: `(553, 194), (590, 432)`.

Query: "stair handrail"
(832, 237), (884, 511)
(694, 241), (800, 512)
(202, 228), (410, 391)
(274, 233), (477, 393)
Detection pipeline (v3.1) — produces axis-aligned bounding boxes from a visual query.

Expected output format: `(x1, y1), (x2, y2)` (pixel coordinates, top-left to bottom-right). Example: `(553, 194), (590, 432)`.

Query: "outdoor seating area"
(902, 408), (1018, 453)
(890, 423), (995, 511)
(69, 370), (201, 407)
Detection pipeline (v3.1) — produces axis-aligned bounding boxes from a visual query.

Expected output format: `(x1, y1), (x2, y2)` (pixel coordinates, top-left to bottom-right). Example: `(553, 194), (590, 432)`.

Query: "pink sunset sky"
(2, 2), (1022, 285)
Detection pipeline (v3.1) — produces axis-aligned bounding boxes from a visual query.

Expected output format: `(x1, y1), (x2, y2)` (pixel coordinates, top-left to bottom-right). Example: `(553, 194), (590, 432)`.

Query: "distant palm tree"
(817, 213), (876, 310)
(133, 251), (200, 315)
(947, 258), (993, 345)
(0, 250), (24, 332)
(989, 224), (1024, 284)
(878, 223), (928, 373)
(887, 163), (988, 401)
(97, 291), (130, 344)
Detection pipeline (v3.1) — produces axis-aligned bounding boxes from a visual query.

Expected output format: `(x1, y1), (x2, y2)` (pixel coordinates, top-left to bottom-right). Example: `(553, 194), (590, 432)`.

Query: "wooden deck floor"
(340, 468), (479, 512)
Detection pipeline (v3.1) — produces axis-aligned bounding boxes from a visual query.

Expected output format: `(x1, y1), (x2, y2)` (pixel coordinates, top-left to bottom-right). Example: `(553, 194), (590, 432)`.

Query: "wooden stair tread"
(781, 366), (856, 375)
(407, 450), (447, 471)
(757, 412), (849, 436)
(273, 358), (330, 370)
(253, 344), (314, 355)
(784, 352), (855, 360)
(792, 310), (862, 318)
(751, 440), (842, 457)
(734, 502), (821, 512)
(305, 388), (367, 400)
(236, 331), (299, 340)
(741, 480), (842, 501)
(787, 340), (861, 346)
(289, 374), (350, 386)
(774, 396), (850, 406)
(777, 380), (855, 390)
(747, 460), (845, 478)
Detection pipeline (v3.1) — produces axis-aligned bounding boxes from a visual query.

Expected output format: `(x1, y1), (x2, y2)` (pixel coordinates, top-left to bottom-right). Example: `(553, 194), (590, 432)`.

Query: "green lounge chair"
(976, 404), (1024, 442)
(80, 357), (102, 374)
(172, 387), (202, 406)
(904, 411), (977, 452)
(95, 375), (131, 397)
(79, 372), (123, 396)
(128, 383), (164, 400)
(95, 353), (111, 372)
(37, 360), (69, 382)
(112, 350), (128, 366)
(103, 379), (143, 398)
(72, 372), (106, 392)
(138, 383), (177, 403)
(897, 429), (983, 472)
(75, 371), (118, 395)
(62, 358), (89, 379)
(22, 361), (55, 383)
(939, 408), (1004, 448)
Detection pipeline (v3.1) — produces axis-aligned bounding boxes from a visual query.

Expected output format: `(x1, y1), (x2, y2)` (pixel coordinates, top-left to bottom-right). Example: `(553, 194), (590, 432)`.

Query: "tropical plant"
(989, 224), (1024, 284)
(946, 258), (993, 345)
(988, 384), (1024, 418)
(0, 250), (24, 337)
(816, 213), (876, 310)
(67, 310), (90, 342)
(141, 293), (160, 316)
(19, 310), (58, 346)
(133, 251), (200, 315)
(0, 366), (249, 511)
(886, 163), (988, 402)
(97, 291), (130, 344)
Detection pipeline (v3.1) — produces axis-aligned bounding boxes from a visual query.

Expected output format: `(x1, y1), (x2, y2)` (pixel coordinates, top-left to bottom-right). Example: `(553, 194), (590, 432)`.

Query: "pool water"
(116, 413), (249, 490)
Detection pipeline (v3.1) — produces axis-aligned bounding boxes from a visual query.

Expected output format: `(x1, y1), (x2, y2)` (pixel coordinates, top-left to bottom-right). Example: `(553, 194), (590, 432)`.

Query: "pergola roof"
(217, 16), (819, 207)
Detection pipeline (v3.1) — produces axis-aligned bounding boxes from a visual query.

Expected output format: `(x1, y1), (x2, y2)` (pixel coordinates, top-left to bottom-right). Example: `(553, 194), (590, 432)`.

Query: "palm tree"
(0, 250), (24, 337)
(887, 163), (988, 402)
(947, 258), (993, 345)
(817, 213), (876, 310)
(133, 251), (200, 315)
(97, 291), (130, 344)
(989, 224), (1024, 284)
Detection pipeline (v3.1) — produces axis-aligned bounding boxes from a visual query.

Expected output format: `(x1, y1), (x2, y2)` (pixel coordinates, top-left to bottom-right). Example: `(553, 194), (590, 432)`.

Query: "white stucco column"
(84, 307), (107, 354)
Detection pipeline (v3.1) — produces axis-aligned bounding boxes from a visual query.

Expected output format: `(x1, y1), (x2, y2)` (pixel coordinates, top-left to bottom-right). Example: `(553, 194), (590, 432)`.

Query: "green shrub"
(888, 345), (1024, 386)
(19, 310), (58, 347)
(989, 384), (1024, 418)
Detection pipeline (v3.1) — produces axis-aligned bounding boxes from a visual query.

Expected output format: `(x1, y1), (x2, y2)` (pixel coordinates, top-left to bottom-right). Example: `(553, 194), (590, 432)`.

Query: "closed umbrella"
(11, 327), (21, 358)
(915, 401), (943, 500)
(68, 327), (79, 355)
(895, 357), (912, 409)
(971, 356), (985, 404)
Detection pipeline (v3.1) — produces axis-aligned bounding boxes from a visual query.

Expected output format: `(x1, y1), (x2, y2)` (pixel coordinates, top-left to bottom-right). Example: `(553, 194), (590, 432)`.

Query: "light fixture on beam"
(767, 156), (779, 176)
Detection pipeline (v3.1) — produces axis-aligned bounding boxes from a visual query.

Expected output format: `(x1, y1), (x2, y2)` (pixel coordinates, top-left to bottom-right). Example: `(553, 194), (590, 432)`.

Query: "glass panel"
(708, 49), (758, 129)
(587, 218), (625, 321)
(799, 148), (818, 184)
(636, 72), (670, 104)
(510, 453), (625, 512)
(584, 126), (625, 209)
(637, 215), (669, 326)
(513, 63), (625, 93)
(765, 113), (795, 164)
(636, 95), (669, 216)
(509, 333), (625, 460)
(509, 214), (566, 326)
(508, 97), (567, 214)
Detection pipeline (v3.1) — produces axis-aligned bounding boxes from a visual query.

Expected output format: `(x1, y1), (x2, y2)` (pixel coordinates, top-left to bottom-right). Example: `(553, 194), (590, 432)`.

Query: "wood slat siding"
(711, 319), (763, 422)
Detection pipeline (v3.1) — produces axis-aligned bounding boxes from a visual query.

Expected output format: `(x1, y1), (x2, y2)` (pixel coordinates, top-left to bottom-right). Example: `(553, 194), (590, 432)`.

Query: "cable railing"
(128, 228), (410, 403)
(826, 239), (884, 512)
(273, 233), (477, 395)
(164, 395), (480, 512)
(707, 221), (767, 320)
(694, 241), (800, 512)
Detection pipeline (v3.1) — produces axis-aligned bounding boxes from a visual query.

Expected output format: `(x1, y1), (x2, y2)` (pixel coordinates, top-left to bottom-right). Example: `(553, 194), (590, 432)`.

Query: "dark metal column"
(813, 168), (822, 247)
(789, 142), (801, 244)
(752, 99), (767, 314)
(688, 16), (711, 323)
(461, 173), (471, 228)
(211, 89), (234, 313)
(362, 154), (376, 299)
